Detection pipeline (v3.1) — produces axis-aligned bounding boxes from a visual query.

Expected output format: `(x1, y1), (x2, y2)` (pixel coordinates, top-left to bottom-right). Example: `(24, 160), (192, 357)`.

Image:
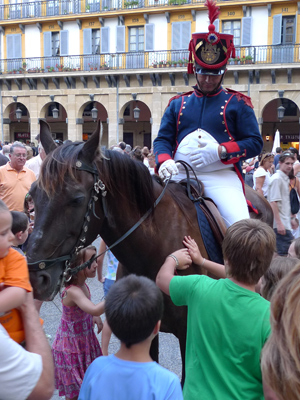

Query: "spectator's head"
(118, 141), (126, 151)
(26, 145), (34, 160)
(142, 146), (150, 157)
(64, 245), (97, 286)
(124, 144), (132, 155)
(261, 263), (300, 400)
(259, 153), (274, 169)
(289, 147), (299, 162)
(0, 199), (14, 258)
(35, 134), (40, 143)
(11, 211), (30, 245)
(9, 142), (27, 172)
(2, 145), (10, 156)
(105, 275), (164, 348)
(276, 147), (282, 154)
(130, 146), (144, 163)
(222, 219), (276, 285)
(279, 151), (295, 176)
(260, 256), (299, 301)
(288, 238), (300, 259)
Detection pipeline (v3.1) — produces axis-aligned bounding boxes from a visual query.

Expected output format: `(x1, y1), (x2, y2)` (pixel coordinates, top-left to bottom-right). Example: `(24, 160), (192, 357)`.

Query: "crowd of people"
(243, 147), (300, 256)
(1, 1), (300, 397)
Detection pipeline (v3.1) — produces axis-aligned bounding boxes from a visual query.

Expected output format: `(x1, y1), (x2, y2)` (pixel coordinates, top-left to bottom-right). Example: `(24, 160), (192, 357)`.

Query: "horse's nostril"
(30, 272), (51, 301)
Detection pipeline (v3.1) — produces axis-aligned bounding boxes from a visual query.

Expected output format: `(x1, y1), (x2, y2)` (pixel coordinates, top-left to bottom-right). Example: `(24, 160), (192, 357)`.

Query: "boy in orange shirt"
(0, 199), (32, 343)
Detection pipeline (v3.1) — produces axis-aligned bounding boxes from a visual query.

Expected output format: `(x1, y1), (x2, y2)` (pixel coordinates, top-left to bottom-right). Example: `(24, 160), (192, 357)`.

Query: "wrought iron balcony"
(0, 0), (266, 21)
(0, 45), (298, 76)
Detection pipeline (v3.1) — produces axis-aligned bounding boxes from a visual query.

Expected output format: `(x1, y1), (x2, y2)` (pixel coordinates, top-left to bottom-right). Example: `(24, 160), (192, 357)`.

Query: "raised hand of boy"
(182, 236), (203, 266)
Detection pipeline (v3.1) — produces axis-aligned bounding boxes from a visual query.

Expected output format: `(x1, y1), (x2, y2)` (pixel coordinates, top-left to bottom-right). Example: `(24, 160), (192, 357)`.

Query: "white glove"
(158, 159), (179, 180)
(190, 139), (220, 168)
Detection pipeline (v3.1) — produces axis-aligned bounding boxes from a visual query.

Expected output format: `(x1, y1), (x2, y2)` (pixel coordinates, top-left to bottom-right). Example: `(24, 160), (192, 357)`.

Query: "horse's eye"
(70, 197), (85, 207)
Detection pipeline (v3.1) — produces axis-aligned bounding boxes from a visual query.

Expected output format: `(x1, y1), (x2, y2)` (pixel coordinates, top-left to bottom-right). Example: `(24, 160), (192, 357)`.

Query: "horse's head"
(27, 120), (104, 300)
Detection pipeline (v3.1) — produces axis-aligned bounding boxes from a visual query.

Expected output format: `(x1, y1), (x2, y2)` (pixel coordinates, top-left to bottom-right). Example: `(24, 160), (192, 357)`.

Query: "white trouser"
(173, 130), (249, 227)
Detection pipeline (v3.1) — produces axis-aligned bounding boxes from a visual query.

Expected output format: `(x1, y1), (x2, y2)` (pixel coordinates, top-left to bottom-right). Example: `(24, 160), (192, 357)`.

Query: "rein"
(28, 155), (170, 298)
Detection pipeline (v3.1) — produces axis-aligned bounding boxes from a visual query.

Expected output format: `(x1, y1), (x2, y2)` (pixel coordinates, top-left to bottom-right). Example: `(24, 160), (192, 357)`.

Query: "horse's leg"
(116, 263), (160, 363)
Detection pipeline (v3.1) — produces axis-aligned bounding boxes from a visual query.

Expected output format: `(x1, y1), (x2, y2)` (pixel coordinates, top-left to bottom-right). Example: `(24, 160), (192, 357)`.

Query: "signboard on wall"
(280, 134), (299, 141)
(15, 132), (30, 140)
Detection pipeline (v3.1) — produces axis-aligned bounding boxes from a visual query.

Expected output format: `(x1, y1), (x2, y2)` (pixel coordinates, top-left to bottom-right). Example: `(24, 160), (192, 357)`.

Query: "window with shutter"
(241, 17), (252, 46)
(60, 30), (69, 56)
(171, 21), (191, 61)
(6, 34), (22, 70)
(116, 25), (125, 53)
(101, 27), (110, 54)
(272, 14), (282, 45)
(145, 24), (154, 52)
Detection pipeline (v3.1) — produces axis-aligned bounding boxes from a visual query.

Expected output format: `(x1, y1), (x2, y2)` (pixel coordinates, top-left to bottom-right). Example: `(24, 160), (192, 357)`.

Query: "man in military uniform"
(154, 0), (263, 227)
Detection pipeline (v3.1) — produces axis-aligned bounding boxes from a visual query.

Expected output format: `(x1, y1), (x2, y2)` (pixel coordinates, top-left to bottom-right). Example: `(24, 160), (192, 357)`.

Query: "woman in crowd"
(253, 153), (274, 198)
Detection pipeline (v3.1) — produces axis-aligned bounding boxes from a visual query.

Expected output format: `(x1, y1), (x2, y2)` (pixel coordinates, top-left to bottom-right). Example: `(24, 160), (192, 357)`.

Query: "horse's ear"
(40, 119), (57, 155)
(81, 119), (102, 162)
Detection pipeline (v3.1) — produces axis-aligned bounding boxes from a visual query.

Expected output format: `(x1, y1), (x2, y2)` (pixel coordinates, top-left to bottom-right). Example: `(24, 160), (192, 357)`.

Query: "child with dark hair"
(79, 274), (183, 400)
(156, 218), (276, 400)
(10, 211), (30, 255)
(0, 200), (32, 344)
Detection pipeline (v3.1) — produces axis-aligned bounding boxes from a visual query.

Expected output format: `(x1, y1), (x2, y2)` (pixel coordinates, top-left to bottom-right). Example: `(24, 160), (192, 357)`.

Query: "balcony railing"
(0, 0), (266, 20)
(0, 45), (298, 75)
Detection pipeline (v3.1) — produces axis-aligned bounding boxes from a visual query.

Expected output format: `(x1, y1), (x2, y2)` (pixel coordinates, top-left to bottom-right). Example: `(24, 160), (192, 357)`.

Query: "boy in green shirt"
(156, 219), (276, 400)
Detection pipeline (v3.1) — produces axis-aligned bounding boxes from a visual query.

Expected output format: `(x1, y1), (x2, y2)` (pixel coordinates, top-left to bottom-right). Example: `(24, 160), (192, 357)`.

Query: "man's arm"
(97, 239), (106, 282)
(270, 201), (285, 235)
(21, 292), (54, 400)
(156, 249), (191, 296)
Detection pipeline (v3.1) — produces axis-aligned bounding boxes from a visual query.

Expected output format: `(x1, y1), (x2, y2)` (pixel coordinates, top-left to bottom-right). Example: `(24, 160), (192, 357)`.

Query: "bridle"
(27, 150), (170, 299)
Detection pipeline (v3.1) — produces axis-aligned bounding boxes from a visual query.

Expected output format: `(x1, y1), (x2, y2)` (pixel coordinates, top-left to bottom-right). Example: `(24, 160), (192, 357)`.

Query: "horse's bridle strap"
(28, 255), (71, 271)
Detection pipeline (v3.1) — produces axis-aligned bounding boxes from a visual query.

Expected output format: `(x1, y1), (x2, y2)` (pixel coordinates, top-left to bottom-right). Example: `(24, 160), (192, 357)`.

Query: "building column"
(151, 92), (163, 142)
(28, 95), (39, 142)
(107, 92), (118, 146)
(67, 94), (80, 141)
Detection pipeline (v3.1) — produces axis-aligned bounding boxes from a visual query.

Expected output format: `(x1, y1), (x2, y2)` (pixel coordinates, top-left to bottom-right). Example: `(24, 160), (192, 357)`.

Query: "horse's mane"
(38, 144), (156, 226)
(99, 150), (156, 224)
(38, 141), (84, 196)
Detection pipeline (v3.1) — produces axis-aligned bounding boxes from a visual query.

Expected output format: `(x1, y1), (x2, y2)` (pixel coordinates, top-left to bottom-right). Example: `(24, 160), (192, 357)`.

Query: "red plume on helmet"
(187, 0), (235, 74)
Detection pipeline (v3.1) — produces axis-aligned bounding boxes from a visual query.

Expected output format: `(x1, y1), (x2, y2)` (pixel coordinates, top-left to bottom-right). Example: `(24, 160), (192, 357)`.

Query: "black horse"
(27, 120), (273, 381)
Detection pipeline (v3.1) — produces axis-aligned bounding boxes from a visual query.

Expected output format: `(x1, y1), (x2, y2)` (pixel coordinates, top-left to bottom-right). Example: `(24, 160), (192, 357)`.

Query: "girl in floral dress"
(52, 245), (105, 400)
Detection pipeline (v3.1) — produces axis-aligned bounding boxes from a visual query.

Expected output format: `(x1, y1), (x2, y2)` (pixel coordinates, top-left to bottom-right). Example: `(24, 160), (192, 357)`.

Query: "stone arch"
(79, 101), (108, 147)
(120, 100), (152, 150)
(261, 97), (300, 151)
(40, 101), (68, 142)
(3, 102), (31, 143)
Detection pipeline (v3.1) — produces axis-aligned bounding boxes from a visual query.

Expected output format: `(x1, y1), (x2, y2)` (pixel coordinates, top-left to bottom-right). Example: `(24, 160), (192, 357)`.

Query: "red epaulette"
(225, 88), (254, 109)
(167, 90), (194, 108)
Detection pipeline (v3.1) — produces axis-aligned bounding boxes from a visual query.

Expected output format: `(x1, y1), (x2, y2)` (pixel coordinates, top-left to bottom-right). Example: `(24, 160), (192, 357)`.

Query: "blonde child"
(261, 262), (300, 400)
(52, 245), (105, 400)
(0, 199), (32, 344)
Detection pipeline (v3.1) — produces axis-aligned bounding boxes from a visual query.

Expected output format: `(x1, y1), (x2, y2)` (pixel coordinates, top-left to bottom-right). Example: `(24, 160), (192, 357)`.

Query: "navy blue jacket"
(154, 86), (263, 178)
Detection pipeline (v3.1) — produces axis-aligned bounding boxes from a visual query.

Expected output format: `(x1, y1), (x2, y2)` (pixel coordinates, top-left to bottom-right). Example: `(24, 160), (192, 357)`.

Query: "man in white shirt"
(268, 151), (294, 255)
(25, 143), (46, 179)
(0, 292), (54, 400)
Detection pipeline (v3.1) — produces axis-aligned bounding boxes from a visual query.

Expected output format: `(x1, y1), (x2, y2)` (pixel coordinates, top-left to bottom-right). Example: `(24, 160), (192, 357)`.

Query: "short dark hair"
(279, 151), (295, 163)
(11, 211), (29, 234)
(118, 141), (126, 150)
(222, 219), (276, 285)
(105, 274), (164, 348)
(276, 147), (282, 154)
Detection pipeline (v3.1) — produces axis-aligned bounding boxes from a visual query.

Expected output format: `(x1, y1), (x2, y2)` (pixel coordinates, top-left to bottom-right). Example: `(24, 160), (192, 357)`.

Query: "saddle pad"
(194, 200), (224, 265)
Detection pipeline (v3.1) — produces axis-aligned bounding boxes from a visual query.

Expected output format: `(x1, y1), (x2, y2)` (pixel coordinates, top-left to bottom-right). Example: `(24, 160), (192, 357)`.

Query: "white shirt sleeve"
(0, 324), (42, 400)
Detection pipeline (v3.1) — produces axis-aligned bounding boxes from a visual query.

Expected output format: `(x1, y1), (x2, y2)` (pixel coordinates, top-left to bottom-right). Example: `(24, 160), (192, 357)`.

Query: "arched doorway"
(261, 98), (300, 151)
(41, 102), (68, 141)
(4, 102), (31, 143)
(122, 101), (152, 149)
(81, 102), (108, 147)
